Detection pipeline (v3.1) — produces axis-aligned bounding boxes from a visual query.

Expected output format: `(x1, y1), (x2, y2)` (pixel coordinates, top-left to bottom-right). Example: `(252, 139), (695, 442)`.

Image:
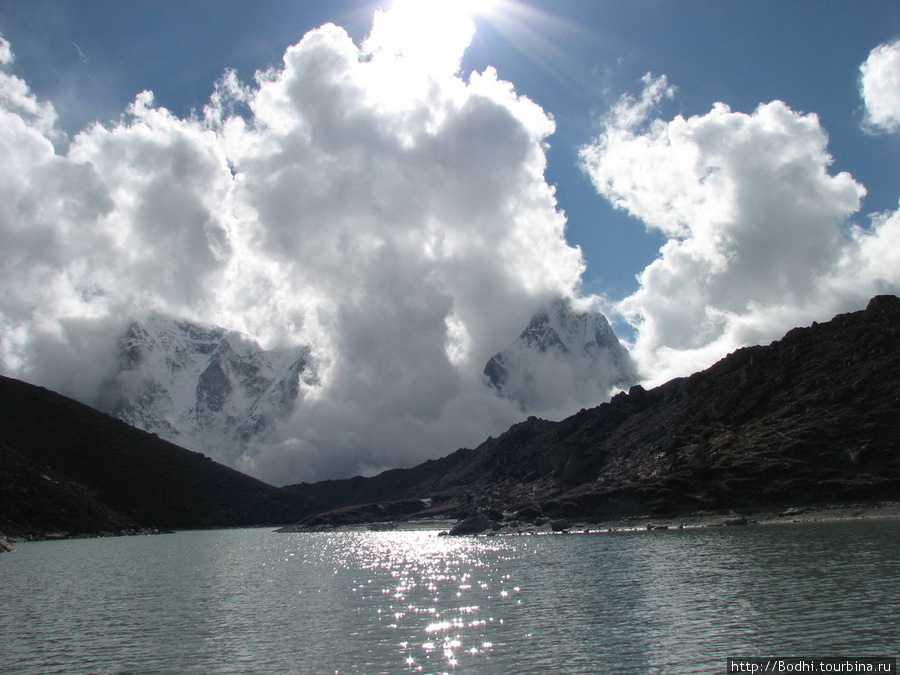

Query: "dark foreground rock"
(284, 295), (900, 530)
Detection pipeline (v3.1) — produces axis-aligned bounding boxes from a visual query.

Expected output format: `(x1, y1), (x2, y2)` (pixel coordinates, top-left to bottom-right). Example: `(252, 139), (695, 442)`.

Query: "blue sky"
(2, 1), (900, 481)
(1, 1), (897, 301)
(469, 1), (900, 298)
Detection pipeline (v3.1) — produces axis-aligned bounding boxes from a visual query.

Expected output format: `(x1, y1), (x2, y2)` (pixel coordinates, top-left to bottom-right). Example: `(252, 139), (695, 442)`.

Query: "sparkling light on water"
(1, 522), (899, 673)
(331, 530), (523, 672)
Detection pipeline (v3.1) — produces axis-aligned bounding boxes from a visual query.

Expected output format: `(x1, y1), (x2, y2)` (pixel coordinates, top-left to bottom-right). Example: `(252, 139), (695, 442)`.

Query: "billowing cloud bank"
(1, 12), (899, 483)
(0, 12), (591, 482)
(581, 42), (900, 385)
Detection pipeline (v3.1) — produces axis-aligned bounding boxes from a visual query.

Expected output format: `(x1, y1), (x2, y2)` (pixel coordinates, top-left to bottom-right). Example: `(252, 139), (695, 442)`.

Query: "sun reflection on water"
(326, 530), (523, 672)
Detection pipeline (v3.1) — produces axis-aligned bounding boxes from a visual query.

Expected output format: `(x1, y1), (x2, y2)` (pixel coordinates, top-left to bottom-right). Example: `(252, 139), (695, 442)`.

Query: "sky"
(1, 1), (899, 483)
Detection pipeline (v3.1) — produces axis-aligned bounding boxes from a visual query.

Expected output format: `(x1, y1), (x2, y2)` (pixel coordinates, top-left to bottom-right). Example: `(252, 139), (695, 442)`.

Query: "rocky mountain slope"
(286, 295), (900, 528)
(0, 440), (146, 539)
(0, 375), (317, 538)
(5, 296), (898, 538)
(483, 297), (637, 412)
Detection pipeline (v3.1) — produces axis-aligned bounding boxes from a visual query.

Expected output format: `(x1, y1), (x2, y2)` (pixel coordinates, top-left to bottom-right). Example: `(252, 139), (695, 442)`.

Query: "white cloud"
(0, 38), (59, 141)
(7, 13), (897, 485)
(0, 11), (590, 482)
(581, 71), (900, 385)
(860, 39), (900, 133)
(0, 36), (13, 66)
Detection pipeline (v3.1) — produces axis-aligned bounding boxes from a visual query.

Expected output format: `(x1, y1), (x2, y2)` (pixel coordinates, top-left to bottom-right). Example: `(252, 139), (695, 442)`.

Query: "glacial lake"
(1, 520), (898, 674)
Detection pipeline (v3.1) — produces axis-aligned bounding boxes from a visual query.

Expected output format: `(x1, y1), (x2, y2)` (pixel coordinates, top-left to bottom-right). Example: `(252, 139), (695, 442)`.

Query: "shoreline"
(284, 500), (900, 535)
(581, 500), (900, 533)
(7, 501), (899, 545)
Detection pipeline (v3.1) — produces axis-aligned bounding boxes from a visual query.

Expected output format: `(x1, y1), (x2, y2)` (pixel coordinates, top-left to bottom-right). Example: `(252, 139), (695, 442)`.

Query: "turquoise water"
(1, 520), (898, 674)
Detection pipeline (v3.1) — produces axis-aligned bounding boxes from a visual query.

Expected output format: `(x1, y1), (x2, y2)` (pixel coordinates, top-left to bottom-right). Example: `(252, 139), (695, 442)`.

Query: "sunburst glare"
(365, 0), (486, 75)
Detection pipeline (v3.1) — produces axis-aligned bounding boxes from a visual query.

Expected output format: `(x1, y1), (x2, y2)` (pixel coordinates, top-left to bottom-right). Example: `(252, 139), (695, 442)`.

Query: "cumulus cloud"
(0, 15), (594, 483)
(860, 38), (900, 133)
(581, 67), (900, 385)
(7, 12), (898, 485)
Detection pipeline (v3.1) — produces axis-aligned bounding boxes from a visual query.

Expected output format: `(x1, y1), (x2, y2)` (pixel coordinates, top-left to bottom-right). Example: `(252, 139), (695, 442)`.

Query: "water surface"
(2, 520), (898, 673)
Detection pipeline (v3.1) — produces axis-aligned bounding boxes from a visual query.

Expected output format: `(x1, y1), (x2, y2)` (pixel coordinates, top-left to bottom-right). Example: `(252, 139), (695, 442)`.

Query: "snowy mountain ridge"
(105, 299), (636, 476)
(484, 298), (638, 413)
(111, 314), (313, 468)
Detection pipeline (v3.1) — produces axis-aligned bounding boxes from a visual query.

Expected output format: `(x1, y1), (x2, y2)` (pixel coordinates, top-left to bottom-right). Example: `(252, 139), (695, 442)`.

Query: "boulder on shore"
(448, 514), (496, 535)
(723, 516), (749, 526)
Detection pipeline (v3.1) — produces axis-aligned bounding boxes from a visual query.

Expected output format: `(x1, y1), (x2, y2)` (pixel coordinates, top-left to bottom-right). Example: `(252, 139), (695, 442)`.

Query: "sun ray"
(470, 1), (614, 104)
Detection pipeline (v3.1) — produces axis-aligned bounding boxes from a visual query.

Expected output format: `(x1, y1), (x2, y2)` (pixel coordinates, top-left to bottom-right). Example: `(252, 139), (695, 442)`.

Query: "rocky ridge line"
(284, 295), (900, 530)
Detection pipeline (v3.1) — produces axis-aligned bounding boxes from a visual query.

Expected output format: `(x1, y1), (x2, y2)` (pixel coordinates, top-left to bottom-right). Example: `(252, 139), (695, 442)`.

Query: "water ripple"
(1, 521), (898, 673)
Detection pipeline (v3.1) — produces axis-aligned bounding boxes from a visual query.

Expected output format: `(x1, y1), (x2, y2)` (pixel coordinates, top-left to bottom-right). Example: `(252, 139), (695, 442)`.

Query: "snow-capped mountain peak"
(484, 298), (637, 414)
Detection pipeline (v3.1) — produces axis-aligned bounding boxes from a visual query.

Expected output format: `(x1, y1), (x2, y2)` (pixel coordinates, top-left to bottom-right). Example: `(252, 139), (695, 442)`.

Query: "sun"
(365, 0), (499, 75)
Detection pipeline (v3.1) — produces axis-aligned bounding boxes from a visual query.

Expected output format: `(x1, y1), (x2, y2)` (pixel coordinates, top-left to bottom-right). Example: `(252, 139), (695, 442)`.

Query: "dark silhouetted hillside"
(0, 375), (317, 537)
(0, 440), (145, 538)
